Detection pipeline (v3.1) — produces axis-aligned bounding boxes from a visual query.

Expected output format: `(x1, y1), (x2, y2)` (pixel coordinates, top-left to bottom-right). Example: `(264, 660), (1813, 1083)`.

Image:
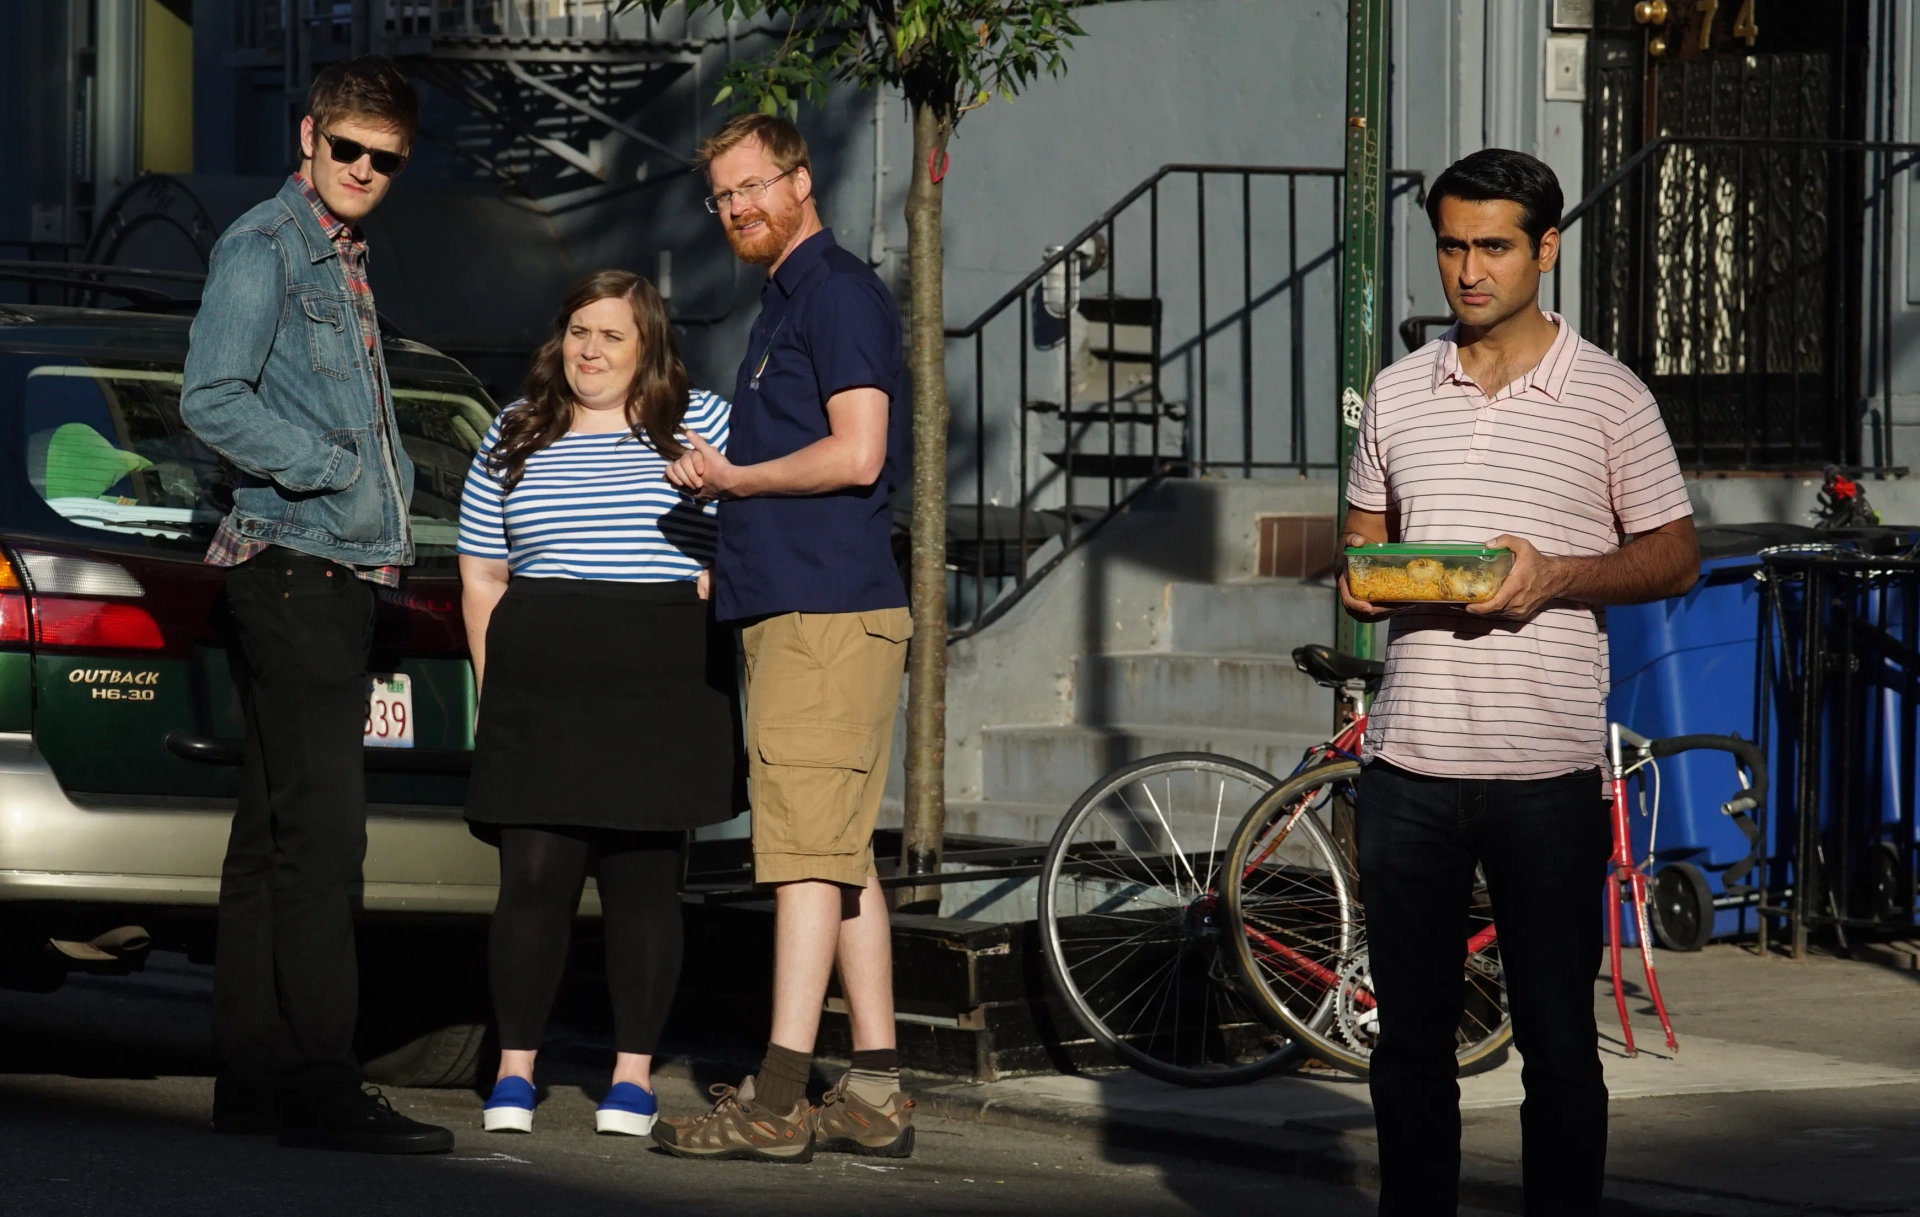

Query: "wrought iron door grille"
(1558, 134), (1906, 472)
(1648, 137), (1833, 462)
(1649, 54), (1832, 383)
(1583, 48), (1641, 362)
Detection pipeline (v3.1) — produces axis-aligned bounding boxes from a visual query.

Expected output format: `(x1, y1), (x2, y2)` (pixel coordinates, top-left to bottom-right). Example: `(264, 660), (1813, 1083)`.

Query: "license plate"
(365, 673), (414, 748)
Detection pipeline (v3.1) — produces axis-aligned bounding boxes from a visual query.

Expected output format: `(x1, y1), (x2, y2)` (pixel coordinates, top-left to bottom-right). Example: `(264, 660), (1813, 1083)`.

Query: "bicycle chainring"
(1333, 952), (1380, 1053)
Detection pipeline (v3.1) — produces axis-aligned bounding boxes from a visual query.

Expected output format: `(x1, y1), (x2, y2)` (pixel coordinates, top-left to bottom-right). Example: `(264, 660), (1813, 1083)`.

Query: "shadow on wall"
(1075, 485), (1222, 782)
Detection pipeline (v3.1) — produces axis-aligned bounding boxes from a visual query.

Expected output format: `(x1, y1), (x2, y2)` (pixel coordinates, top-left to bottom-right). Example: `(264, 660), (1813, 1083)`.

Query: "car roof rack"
(0, 259), (414, 341)
(0, 259), (204, 311)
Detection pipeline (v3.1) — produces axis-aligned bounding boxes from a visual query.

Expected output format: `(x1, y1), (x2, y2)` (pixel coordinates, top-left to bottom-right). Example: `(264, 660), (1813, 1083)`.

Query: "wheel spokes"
(1046, 760), (1289, 1077)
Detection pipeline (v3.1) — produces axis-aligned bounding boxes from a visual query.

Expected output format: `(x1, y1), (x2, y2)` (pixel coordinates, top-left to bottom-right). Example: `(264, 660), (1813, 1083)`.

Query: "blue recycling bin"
(1607, 543), (1774, 947)
(1608, 524), (1920, 947)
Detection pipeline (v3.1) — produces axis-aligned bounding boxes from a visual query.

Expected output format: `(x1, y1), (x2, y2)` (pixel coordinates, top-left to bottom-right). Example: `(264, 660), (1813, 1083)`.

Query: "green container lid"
(1344, 543), (1511, 558)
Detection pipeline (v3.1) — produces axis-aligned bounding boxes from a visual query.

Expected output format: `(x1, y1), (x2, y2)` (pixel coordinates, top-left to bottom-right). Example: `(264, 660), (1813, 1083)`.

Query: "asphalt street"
(0, 954), (1476, 1217)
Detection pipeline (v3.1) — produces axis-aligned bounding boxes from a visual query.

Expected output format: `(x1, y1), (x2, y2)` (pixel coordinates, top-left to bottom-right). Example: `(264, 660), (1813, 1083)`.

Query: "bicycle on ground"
(1039, 642), (1767, 1086)
(1217, 644), (1512, 1078)
(1033, 643), (1420, 1087)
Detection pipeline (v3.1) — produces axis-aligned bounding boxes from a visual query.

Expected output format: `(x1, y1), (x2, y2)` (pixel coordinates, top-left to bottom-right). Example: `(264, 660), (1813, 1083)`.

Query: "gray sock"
(845, 1047), (899, 1106)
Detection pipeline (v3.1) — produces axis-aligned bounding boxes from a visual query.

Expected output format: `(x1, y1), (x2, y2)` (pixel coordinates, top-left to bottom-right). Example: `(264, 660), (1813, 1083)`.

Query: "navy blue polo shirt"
(713, 228), (907, 622)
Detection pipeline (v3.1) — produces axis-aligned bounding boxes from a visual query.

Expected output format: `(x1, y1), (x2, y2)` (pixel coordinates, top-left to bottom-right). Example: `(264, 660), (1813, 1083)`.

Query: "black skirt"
(465, 577), (745, 832)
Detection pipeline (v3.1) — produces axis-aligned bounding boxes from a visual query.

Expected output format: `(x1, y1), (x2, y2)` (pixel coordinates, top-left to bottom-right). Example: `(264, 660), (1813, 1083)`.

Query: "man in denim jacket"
(181, 56), (450, 1155)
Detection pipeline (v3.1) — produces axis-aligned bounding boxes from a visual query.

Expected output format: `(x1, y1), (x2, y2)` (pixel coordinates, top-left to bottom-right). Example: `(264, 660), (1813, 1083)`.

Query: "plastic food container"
(1344, 543), (1514, 604)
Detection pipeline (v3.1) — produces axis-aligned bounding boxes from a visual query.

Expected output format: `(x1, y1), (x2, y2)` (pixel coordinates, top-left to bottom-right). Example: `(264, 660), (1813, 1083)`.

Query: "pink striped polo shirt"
(1346, 314), (1692, 779)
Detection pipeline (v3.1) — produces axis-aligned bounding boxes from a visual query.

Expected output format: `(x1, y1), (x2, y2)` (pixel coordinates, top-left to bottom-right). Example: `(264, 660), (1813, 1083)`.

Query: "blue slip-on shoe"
(482, 1076), (536, 1133)
(595, 1082), (658, 1136)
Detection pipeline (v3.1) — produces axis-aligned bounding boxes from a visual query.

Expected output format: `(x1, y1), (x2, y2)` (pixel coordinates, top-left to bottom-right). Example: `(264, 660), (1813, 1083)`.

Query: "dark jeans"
(1355, 761), (1613, 1217)
(212, 548), (375, 1107)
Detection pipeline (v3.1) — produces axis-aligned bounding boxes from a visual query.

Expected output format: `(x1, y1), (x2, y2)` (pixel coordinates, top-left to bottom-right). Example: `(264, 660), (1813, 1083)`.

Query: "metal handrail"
(945, 472), (1171, 643)
(940, 165), (1428, 641)
(945, 164), (1420, 339)
(939, 163), (1424, 643)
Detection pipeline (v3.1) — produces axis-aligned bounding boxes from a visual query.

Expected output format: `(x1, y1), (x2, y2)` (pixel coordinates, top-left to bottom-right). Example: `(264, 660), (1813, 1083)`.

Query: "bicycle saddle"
(1292, 643), (1385, 690)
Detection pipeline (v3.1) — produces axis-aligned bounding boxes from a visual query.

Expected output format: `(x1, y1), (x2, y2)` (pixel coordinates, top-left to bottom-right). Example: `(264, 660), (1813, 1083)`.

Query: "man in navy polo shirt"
(657, 114), (915, 1163)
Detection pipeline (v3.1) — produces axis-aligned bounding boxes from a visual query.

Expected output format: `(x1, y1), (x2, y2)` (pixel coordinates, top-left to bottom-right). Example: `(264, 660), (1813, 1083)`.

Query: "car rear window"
(9, 356), (495, 562)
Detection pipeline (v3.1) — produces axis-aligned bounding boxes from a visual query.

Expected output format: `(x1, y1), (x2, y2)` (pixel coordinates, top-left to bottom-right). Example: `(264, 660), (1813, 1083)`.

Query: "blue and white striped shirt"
(456, 390), (730, 582)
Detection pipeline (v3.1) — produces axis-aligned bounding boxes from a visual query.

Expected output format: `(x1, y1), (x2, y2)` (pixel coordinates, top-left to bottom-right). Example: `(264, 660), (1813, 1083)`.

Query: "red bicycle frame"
(1242, 671), (1698, 1060)
(1239, 704), (1500, 1019)
(1607, 724), (1677, 1054)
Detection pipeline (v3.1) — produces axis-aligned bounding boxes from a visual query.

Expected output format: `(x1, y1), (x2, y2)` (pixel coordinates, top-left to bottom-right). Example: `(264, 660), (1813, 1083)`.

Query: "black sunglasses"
(317, 129), (408, 177)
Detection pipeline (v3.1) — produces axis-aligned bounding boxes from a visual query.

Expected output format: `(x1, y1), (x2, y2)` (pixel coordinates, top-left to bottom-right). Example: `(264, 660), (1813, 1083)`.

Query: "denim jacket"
(181, 178), (414, 566)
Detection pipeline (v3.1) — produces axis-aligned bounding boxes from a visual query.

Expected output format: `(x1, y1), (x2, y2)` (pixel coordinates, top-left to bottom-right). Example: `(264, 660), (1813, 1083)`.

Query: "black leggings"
(489, 826), (686, 1056)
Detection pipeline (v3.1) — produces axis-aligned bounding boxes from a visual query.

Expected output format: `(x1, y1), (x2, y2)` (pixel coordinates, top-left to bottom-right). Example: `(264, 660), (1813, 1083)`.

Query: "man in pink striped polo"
(1339, 149), (1700, 1217)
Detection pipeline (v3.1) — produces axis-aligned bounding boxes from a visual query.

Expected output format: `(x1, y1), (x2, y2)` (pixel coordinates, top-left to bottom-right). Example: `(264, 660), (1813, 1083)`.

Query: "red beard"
(725, 205), (799, 266)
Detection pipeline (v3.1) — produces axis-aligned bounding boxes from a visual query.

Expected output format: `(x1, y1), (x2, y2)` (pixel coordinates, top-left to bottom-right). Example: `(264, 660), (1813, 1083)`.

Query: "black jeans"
(1355, 761), (1613, 1217)
(212, 548), (376, 1106)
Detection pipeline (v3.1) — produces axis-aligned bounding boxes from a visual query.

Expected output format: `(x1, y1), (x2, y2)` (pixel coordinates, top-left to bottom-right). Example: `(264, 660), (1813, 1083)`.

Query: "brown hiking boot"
(652, 1076), (813, 1164)
(808, 1080), (915, 1158)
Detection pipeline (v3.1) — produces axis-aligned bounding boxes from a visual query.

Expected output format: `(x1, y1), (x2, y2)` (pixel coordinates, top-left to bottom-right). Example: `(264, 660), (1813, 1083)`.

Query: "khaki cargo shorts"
(740, 608), (912, 887)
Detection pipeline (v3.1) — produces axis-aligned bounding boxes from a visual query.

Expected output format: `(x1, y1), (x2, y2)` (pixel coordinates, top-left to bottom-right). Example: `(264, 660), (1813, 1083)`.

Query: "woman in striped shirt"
(457, 270), (742, 1138)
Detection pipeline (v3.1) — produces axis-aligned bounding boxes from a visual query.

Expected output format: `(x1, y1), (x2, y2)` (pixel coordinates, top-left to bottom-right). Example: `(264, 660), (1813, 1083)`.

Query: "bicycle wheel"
(1222, 759), (1513, 1078)
(1037, 752), (1305, 1087)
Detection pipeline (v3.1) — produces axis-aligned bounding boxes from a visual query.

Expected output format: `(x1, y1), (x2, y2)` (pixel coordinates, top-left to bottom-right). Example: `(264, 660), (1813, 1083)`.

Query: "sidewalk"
(909, 945), (1920, 1216)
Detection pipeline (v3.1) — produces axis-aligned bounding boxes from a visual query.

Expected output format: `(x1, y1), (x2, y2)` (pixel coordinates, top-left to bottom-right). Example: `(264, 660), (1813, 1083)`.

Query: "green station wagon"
(0, 298), (526, 1084)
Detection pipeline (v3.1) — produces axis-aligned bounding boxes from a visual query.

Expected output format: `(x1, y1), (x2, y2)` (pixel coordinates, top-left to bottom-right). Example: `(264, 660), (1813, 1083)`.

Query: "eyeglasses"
(317, 130), (409, 177)
(703, 169), (795, 215)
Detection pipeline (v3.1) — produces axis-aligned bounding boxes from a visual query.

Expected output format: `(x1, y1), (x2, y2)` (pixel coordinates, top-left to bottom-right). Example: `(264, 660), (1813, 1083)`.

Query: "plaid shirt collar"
(291, 173), (363, 251)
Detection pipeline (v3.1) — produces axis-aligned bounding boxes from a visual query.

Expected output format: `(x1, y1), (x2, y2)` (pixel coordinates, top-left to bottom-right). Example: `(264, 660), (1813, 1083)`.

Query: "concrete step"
(1163, 579), (1331, 655)
(980, 723), (1323, 806)
(1073, 652), (1326, 734)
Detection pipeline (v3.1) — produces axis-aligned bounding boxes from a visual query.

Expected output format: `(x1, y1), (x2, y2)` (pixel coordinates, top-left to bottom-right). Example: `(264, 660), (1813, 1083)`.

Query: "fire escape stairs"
(409, 52), (696, 185)
(1030, 294), (1188, 482)
(227, 2), (705, 188)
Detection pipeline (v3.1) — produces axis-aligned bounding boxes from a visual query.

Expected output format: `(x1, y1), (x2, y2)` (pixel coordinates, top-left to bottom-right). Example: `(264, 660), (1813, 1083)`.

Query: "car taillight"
(0, 558), (25, 646)
(0, 548), (166, 652)
(17, 551), (145, 597)
(33, 598), (166, 651)
(0, 596), (25, 645)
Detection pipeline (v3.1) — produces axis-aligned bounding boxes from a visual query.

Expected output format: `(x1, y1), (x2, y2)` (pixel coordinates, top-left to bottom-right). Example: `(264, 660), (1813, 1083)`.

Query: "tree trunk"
(899, 97), (951, 910)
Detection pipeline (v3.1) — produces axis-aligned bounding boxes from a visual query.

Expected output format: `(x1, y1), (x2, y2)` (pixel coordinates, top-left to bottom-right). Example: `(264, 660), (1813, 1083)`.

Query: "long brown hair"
(488, 270), (688, 490)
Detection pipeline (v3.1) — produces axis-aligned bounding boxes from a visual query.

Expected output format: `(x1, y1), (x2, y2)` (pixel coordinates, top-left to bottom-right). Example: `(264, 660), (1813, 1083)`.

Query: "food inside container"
(1344, 543), (1514, 604)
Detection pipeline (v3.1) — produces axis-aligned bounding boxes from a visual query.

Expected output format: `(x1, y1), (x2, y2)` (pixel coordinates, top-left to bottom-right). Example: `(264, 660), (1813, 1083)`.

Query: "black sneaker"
(277, 1085), (454, 1155)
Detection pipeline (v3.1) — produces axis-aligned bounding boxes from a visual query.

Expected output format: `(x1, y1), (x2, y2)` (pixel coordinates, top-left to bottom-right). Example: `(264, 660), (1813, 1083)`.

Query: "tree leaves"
(657, 0), (1092, 123)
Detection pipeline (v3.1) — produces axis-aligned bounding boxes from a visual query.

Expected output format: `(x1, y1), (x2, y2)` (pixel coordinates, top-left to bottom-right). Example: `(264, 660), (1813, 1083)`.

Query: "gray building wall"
(1872, 0), (1920, 464)
(1392, 0), (1587, 341)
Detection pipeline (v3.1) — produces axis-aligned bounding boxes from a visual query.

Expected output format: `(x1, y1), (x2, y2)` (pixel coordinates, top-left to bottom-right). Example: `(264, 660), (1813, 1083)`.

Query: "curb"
(912, 1082), (1811, 1217)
